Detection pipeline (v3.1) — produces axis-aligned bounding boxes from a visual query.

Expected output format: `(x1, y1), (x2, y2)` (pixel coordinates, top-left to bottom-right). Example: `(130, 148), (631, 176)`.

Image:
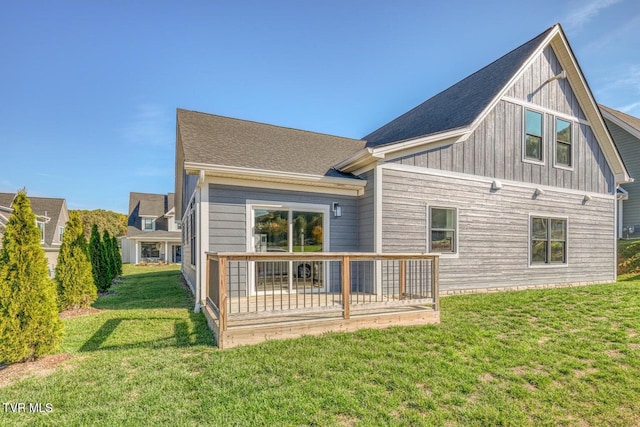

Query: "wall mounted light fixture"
(534, 188), (545, 197)
(332, 202), (342, 217)
(583, 194), (592, 203)
(492, 180), (503, 190)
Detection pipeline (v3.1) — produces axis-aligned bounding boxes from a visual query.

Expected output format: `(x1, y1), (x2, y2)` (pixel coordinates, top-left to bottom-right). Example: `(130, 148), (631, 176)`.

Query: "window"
(143, 218), (154, 231)
(59, 226), (64, 242)
(531, 217), (566, 265)
(525, 109), (543, 162)
(555, 118), (572, 167)
(429, 207), (457, 253)
(36, 220), (45, 243)
(141, 242), (161, 259)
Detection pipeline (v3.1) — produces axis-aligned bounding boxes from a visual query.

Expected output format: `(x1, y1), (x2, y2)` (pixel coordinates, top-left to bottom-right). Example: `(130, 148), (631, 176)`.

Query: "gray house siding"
(606, 118), (640, 237)
(506, 46), (586, 120)
(381, 166), (615, 292)
(208, 183), (360, 295)
(392, 99), (614, 194)
(182, 173), (199, 218)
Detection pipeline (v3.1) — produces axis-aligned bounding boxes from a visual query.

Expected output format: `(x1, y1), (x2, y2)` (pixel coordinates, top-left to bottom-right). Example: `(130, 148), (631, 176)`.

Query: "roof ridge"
(178, 108), (364, 143)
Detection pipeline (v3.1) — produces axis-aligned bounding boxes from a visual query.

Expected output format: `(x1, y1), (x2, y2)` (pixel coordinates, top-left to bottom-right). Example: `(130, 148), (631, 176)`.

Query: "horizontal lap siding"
(607, 119), (640, 236)
(381, 167), (615, 292)
(208, 184), (359, 253)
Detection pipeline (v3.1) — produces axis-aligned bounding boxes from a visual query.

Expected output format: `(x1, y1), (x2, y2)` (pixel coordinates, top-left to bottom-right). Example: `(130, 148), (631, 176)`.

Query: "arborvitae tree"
(0, 190), (63, 364)
(102, 230), (115, 284)
(111, 236), (122, 276)
(55, 212), (97, 310)
(89, 224), (108, 292)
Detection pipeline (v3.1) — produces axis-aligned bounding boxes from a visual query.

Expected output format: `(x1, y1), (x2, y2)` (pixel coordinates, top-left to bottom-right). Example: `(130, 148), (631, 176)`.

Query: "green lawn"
(2, 266), (640, 426)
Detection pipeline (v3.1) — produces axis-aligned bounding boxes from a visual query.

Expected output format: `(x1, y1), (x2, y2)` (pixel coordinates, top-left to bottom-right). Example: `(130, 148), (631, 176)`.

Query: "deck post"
(432, 256), (439, 310)
(204, 255), (210, 309)
(342, 256), (350, 319)
(219, 256), (228, 332)
(399, 259), (406, 300)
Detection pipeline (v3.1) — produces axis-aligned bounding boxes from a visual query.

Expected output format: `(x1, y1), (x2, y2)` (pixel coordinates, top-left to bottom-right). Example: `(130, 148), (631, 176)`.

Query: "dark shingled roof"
(177, 109), (366, 177)
(128, 192), (177, 237)
(363, 26), (555, 147)
(600, 105), (640, 133)
(0, 193), (15, 208)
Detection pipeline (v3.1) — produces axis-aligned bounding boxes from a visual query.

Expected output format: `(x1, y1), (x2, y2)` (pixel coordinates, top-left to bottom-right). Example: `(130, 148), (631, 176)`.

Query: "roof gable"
(600, 105), (640, 139)
(363, 27), (554, 148)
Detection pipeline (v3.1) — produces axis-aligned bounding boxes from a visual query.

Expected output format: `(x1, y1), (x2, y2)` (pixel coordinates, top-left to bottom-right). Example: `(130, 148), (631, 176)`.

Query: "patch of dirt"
(336, 414), (358, 426)
(538, 336), (550, 345)
(59, 307), (103, 319)
(605, 349), (623, 359)
(0, 354), (72, 388)
(629, 343), (640, 350)
(574, 368), (598, 378)
(479, 373), (495, 382)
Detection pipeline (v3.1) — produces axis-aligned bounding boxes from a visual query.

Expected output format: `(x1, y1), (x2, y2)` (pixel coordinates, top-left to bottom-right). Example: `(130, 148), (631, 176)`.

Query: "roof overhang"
(601, 108), (640, 141)
(184, 162), (367, 196)
(336, 128), (470, 174)
(617, 186), (629, 201)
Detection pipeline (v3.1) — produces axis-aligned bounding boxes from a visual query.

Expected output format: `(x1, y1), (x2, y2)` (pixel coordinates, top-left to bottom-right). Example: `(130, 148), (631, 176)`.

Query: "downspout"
(194, 169), (206, 313)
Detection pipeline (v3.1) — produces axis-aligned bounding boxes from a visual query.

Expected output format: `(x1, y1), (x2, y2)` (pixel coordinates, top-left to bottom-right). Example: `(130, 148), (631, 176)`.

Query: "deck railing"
(204, 252), (439, 348)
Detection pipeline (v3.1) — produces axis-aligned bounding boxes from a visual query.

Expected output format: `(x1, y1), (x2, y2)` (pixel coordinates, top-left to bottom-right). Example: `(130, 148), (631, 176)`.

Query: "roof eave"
(183, 162), (367, 192)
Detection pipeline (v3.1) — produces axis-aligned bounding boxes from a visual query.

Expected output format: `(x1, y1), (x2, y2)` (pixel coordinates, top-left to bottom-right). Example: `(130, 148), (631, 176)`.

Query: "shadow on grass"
(79, 312), (213, 352)
(93, 267), (193, 311)
(619, 273), (640, 282)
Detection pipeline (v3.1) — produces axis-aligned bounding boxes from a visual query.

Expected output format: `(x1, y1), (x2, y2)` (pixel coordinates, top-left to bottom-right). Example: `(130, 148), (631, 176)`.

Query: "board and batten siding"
(380, 166), (616, 292)
(390, 44), (615, 195)
(391, 99), (614, 195)
(606, 118), (640, 236)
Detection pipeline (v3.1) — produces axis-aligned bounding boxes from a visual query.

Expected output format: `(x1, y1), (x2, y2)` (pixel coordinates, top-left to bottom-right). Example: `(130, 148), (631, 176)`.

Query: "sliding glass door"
(252, 205), (326, 293)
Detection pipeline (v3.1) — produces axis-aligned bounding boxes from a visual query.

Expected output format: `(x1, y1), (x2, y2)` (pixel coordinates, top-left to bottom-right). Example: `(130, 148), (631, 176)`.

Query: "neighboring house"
(120, 192), (182, 264)
(600, 105), (640, 238)
(175, 23), (629, 313)
(0, 192), (70, 276)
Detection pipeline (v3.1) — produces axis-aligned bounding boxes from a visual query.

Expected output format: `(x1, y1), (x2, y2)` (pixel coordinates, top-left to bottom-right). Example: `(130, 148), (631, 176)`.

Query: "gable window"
(429, 207), (457, 253)
(59, 226), (64, 242)
(555, 118), (572, 167)
(36, 220), (45, 243)
(531, 216), (567, 265)
(143, 218), (154, 231)
(524, 109), (544, 162)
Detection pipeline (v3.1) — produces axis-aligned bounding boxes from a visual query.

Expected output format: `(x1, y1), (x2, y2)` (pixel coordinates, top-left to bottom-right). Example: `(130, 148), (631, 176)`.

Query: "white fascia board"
(333, 148), (384, 173)
(370, 128), (470, 156)
(601, 108), (640, 140)
(184, 162), (367, 194)
(549, 31), (630, 184)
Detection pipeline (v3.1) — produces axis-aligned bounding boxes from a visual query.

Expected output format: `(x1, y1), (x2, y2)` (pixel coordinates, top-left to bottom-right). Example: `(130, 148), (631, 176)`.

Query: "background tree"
(89, 224), (108, 292)
(102, 230), (115, 283)
(72, 209), (127, 241)
(55, 212), (97, 310)
(111, 235), (122, 276)
(0, 190), (63, 364)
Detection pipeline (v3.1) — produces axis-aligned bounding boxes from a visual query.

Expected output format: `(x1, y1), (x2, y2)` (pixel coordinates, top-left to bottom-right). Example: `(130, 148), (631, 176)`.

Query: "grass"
(2, 266), (640, 425)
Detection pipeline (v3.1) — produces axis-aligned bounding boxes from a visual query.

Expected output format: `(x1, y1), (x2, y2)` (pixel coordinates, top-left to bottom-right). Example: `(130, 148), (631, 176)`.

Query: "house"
(0, 192), (70, 277)
(120, 192), (182, 264)
(175, 24), (629, 347)
(599, 105), (640, 238)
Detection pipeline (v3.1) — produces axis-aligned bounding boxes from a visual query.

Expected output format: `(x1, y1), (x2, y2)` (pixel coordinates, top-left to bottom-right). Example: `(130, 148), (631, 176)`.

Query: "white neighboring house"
(120, 192), (182, 264)
(0, 192), (69, 277)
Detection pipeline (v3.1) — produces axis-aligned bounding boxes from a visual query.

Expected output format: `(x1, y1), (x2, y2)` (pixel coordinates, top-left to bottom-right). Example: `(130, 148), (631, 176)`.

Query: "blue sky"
(1, 0), (638, 213)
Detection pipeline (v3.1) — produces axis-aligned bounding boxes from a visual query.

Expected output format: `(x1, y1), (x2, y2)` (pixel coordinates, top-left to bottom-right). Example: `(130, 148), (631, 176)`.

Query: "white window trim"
(245, 200), (331, 295)
(528, 214), (569, 268)
(58, 226), (64, 242)
(522, 108), (546, 166)
(36, 220), (45, 244)
(427, 205), (459, 258)
(141, 216), (156, 232)
(553, 118), (575, 171)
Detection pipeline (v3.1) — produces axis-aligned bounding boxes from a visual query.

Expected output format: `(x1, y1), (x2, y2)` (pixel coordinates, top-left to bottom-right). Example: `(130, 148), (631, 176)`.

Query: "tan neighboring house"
(0, 192), (70, 277)
(600, 105), (640, 238)
(120, 192), (182, 264)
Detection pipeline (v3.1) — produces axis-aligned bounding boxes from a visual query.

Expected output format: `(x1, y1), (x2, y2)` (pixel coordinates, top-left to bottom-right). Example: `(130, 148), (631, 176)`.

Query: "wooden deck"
(204, 252), (440, 349)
